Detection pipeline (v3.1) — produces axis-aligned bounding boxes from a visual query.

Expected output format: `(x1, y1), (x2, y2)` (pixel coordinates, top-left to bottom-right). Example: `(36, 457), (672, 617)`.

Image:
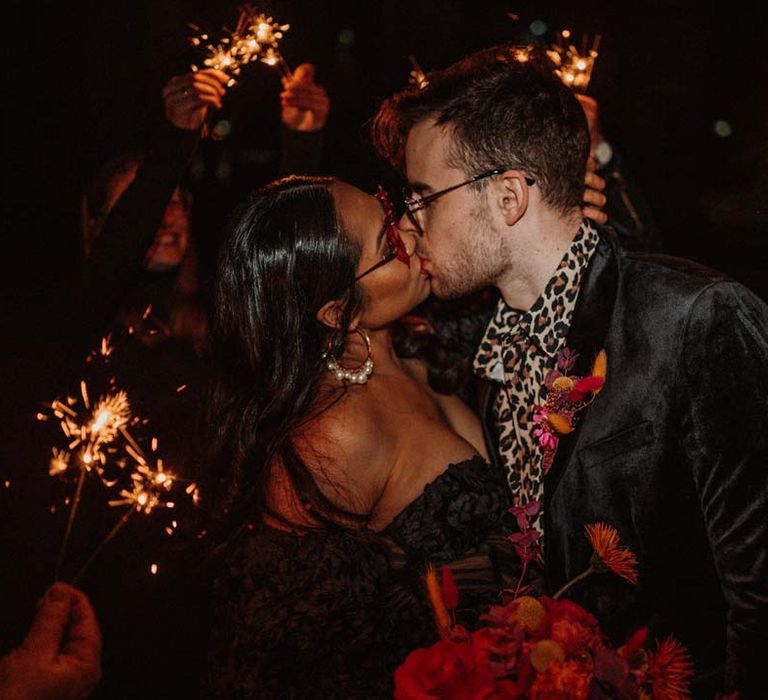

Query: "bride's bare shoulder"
(297, 386), (391, 469)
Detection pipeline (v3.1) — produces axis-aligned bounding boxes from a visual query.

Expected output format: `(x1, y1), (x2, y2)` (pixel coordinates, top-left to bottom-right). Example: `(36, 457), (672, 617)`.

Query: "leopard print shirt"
(473, 221), (599, 537)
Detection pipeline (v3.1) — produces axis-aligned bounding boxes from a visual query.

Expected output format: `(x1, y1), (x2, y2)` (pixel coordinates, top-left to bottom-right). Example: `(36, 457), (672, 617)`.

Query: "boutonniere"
(534, 348), (607, 472)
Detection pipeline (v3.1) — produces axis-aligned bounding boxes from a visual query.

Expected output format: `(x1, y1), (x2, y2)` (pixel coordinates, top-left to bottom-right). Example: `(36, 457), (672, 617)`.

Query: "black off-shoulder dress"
(204, 456), (520, 699)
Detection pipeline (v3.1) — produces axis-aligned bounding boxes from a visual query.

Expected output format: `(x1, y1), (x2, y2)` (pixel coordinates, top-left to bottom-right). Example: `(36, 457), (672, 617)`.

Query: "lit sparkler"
(546, 30), (601, 93)
(408, 55), (428, 89)
(189, 7), (291, 86)
(42, 334), (202, 582)
(71, 437), (199, 584)
(44, 381), (134, 578)
(250, 13), (292, 79)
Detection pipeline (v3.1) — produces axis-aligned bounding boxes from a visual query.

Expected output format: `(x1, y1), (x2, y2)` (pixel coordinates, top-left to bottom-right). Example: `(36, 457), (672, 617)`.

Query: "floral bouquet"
(395, 523), (694, 699)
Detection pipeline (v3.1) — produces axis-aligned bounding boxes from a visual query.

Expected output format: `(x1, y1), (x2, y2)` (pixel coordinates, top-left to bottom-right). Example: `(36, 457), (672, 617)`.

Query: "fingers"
(584, 171), (606, 193)
(583, 206), (608, 226)
(21, 583), (76, 659)
(280, 93), (329, 113)
(280, 84), (328, 102)
(61, 586), (102, 670)
(162, 70), (228, 108)
(583, 187), (607, 209)
(576, 93), (597, 112)
(292, 62), (315, 82)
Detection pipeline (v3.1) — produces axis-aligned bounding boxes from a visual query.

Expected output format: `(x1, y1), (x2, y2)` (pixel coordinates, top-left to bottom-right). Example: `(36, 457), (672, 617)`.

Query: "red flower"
(585, 522), (639, 584)
(646, 636), (694, 700)
(440, 565), (459, 610)
(569, 375), (605, 402)
(528, 660), (592, 700)
(394, 635), (501, 700)
(545, 599), (604, 654)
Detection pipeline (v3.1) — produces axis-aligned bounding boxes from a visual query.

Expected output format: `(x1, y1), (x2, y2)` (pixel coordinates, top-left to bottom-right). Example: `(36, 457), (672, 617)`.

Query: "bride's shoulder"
(296, 389), (391, 469)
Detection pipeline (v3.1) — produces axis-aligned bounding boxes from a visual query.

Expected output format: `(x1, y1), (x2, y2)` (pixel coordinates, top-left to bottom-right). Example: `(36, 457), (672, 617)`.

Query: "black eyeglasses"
(352, 186), (410, 283)
(403, 167), (535, 235)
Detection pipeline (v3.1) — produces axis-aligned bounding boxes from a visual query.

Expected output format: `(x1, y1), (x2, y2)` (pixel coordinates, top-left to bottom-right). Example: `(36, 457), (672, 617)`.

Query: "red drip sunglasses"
(352, 186), (411, 283)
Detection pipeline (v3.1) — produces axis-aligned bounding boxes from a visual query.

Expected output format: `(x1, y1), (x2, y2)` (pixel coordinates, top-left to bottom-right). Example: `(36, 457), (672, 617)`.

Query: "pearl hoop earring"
(323, 327), (374, 384)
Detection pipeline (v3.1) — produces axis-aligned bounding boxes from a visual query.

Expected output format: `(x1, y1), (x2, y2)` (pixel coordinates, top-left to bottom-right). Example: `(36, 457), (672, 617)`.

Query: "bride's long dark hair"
(206, 176), (368, 539)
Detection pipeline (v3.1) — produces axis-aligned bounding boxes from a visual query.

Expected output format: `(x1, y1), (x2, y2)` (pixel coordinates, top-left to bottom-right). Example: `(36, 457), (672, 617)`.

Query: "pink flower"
(534, 427), (559, 450)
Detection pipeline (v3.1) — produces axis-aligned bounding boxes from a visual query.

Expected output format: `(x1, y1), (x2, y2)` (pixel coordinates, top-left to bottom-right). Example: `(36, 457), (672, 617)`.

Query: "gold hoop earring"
(323, 327), (374, 384)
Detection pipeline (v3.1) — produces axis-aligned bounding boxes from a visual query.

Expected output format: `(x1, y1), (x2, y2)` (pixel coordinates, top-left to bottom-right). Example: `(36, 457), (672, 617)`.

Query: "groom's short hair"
(371, 45), (590, 214)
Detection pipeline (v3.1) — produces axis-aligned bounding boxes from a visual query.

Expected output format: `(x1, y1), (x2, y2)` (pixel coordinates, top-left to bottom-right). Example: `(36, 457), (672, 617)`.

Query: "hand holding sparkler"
(163, 69), (230, 132)
(280, 63), (330, 133)
(0, 583), (101, 700)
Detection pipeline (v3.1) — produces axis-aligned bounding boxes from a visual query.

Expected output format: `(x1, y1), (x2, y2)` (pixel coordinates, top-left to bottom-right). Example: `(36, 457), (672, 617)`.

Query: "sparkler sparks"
(547, 30), (601, 93)
(43, 379), (137, 578)
(40, 332), (203, 583)
(189, 7), (292, 86)
(109, 462), (177, 515)
(408, 55), (428, 89)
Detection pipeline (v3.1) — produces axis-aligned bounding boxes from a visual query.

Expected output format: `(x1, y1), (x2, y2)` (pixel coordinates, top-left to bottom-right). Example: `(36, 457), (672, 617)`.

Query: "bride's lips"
(419, 257), (431, 277)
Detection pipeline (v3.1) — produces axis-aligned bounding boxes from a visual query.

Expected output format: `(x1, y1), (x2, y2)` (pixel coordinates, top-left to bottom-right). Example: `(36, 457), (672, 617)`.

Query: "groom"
(372, 48), (768, 697)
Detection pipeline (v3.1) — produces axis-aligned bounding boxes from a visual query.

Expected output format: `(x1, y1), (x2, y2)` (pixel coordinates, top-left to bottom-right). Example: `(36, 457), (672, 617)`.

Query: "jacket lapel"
(544, 230), (620, 500)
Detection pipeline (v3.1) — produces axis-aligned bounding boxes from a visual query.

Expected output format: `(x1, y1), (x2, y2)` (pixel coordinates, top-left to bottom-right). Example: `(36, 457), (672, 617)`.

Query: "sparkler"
(408, 55), (428, 89)
(189, 7), (291, 86)
(42, 334), (201, 582)
(546, 30), (601, 93)
(44, 382), (134, 578)
(251, 13), (292, 80)
(71, 443), (199, 584)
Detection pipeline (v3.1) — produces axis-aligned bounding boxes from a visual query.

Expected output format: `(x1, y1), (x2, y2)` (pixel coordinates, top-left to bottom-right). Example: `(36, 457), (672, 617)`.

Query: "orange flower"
(646, 636), (694, 700)
(424, 564), (452, 639)
(585, 523), (639, 584)
(591, 350), (607, 392)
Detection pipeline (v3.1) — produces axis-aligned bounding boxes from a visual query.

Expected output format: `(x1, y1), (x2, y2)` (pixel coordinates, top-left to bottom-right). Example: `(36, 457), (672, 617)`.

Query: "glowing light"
(109, 462), (176, 515)
(43, 335), (204, 582)
(189, 7), (292, 83)
(408, 55), (428, 89)
(530, 19), (547, 36)
(150, 563), (158, 575)
(714, 120), (732, 137)
(510, 46), (533, 63)
(547, 30), (601, 93)
(211, 120), (232, 139)
(338, 28), (355, 45)
(49, 448), (70, 476)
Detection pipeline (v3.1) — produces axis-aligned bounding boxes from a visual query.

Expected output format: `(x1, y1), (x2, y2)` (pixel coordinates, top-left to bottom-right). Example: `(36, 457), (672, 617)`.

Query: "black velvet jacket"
(479, 230), (768, 698)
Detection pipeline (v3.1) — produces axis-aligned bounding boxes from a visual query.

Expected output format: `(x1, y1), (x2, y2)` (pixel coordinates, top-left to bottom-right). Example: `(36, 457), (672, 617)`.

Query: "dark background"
(2, 0), (767, 694)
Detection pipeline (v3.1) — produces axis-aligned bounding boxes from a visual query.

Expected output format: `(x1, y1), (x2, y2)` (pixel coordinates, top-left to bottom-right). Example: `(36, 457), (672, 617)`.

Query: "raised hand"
(280, 63), (330, 133)
(162, 69), (230, 132)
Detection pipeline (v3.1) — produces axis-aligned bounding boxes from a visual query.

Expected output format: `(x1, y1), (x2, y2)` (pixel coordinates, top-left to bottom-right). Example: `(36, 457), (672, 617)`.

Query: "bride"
(203, 175), (595, 698)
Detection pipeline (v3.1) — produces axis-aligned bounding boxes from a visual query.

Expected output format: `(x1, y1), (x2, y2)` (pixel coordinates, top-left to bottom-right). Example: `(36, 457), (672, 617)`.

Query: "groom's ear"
(496, 171), (530, 226)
